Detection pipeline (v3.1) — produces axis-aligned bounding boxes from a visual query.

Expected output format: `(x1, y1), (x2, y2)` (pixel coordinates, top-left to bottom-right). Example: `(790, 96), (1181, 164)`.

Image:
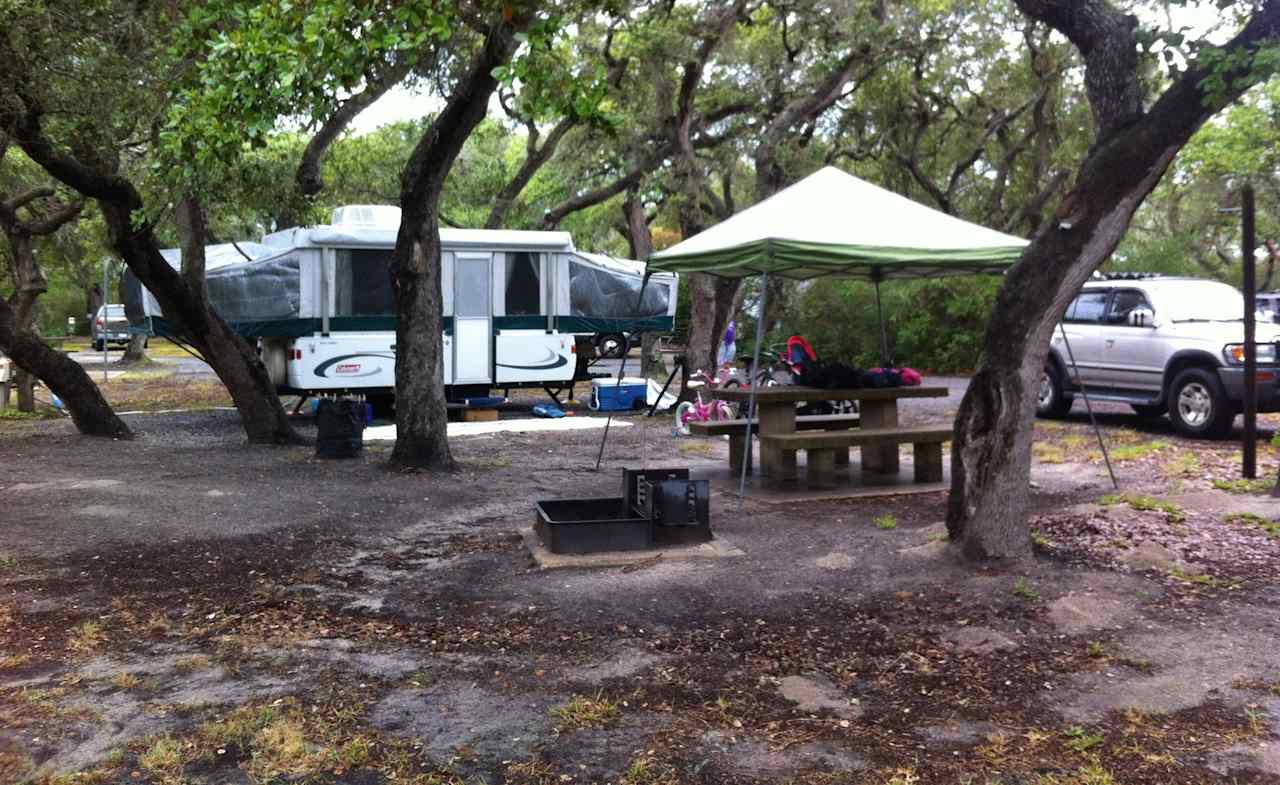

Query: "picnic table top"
(710, 385), (948, 403)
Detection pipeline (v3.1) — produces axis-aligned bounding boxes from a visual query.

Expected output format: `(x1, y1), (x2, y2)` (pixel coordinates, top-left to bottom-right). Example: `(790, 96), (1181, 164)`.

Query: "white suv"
(1037, 275), (1280, 438)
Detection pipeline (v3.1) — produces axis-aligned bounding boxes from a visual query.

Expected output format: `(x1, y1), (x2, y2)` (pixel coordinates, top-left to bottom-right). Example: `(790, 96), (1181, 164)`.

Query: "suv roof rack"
(1099, 272), (1165, 280)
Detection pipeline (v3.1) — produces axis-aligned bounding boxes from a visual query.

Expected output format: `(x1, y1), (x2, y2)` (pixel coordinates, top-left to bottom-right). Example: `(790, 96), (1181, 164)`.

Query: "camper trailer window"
(455, 256), (491, 317)
(335, 249), (394, 316)
(505, 252), (542, 315)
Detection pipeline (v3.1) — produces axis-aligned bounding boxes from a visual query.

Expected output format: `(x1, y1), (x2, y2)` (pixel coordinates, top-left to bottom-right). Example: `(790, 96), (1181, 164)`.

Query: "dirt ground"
(2, 382), (1280, 785)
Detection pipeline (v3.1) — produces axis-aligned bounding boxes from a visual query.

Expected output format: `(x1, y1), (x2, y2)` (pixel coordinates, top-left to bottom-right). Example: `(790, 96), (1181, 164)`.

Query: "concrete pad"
(777, 674), (861, 719)
(1047, 592), (1136, 634)
(518, 527), (744, 569)
(943, 625), (1019, 654)
(364, 416), (633, 442)
(1117, 541), (1180, 572)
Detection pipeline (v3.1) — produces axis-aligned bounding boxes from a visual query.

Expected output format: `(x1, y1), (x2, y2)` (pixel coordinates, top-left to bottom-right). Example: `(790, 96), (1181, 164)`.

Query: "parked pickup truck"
(1037, 275), (1280, 438)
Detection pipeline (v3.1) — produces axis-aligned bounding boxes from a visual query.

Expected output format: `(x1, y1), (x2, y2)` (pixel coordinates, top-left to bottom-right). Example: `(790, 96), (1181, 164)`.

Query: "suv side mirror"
(1128, 307), (1156, 327)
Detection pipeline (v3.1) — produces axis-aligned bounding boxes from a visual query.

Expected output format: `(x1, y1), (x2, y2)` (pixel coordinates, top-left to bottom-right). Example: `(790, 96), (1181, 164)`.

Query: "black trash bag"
(316, 398), (365, 459)
(794, 360), (864, 390)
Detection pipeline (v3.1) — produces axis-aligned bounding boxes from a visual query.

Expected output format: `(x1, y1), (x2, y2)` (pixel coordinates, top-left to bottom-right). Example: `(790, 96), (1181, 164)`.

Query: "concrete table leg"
(913, 442), (944, 482)
(757, 402), (796, 479)
(859, 399), (900, 475)
(729, 433), (753, 475)
(807, 449), (836, 489)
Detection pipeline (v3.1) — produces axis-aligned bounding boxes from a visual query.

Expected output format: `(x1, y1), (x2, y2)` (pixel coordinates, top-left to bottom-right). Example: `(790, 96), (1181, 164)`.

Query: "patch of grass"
(621, 756), (680, 785)
(0, 553), (16, 570)
(0, 653), (33, 670)
(551, 692), (621, 732)
(138, 736), (185, 784)
(1098, 493), (1184, 522)
(1106, 440), (1171, 462)
(927, 531), (947, 543)
(1212, 477), (1274, 494)
(1061, 434), (1090, 450)
(172, 655), (212, 672)
(68, 621), (106, 653)
(249, 718), (313, 781)
(1086, 642), (1106, 659)
(110, 672), (141, 690)
(1012, 577), (1040, 601)
(1031, 529), (1052, 548)
(1225, 511), (1280, 538)
(0, 407), (58, 421)
(1162, 451), (1201, 477)
(1167, 566), (1240, 589)
(1032, 442), (1066, 463)
(873, 513), (898, 530)
(678, 441), (715, 457)
(1062, 725), (1105, 754)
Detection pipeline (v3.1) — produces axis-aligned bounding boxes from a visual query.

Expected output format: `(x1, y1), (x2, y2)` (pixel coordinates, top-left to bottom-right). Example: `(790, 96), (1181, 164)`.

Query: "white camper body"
(126, 206), (677, 402)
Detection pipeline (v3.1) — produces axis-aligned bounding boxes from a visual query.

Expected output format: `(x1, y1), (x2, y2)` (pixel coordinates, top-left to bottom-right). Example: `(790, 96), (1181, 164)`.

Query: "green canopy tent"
(643, 166), (1029, 499)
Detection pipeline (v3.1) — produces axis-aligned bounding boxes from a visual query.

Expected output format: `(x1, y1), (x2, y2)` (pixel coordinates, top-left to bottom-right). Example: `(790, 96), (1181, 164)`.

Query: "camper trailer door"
(494, 251), (574, 384)
(453, 253), (492, 384)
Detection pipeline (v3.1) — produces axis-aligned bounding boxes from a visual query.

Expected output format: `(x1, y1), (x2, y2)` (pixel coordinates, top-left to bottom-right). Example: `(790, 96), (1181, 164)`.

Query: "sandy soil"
(2, 383), (1280, 784)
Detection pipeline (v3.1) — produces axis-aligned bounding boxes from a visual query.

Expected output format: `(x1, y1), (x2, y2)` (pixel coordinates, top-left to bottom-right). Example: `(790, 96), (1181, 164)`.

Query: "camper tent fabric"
(647, 166), (1028, 279)
(571, 252), (673, 319)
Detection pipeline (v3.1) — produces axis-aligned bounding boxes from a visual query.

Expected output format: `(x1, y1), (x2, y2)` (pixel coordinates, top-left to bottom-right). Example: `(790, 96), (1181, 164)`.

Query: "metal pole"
(1058, 323), (1118, 490)
(595, 274), (651, 471)
(102, 258), (109, 385)
(739, 272), (769, 507)
(873, 274), (890, 367)
(1243, 183), (1257, 479)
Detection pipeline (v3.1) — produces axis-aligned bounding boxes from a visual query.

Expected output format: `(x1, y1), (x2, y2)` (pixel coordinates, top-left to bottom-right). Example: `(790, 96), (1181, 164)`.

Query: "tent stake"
(873, 273), (890, 367)
(1058, 323), (1118, 490)
(739, 272), (769, 508)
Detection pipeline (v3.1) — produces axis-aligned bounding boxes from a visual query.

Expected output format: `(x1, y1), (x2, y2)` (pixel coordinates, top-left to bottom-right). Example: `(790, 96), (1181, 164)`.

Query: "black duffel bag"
(315, 398), (365, 459)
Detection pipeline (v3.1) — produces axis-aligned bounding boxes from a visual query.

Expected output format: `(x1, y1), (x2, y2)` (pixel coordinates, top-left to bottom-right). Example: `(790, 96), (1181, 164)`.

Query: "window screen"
(1066, 291), (1108, 323)
(455, 257), (490, 317)
(334, 249), (393, 316)
(505, 252), (542, 315)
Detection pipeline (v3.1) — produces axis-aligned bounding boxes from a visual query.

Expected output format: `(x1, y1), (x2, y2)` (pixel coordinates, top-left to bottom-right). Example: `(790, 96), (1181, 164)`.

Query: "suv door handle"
(1105, 339), (1115, 347)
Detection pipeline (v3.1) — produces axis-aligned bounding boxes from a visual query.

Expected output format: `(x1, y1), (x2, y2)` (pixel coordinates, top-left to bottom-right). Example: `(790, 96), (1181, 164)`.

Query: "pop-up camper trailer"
(124, 206), (677, 406)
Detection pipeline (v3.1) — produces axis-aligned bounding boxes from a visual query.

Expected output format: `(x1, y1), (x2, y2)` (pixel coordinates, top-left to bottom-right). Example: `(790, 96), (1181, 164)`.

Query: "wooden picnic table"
(710, 385), (949, 478)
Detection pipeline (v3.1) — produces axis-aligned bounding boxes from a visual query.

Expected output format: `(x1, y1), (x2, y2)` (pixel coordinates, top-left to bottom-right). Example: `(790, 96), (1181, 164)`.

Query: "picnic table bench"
(687, 413), (861, 473)
(760, 426), (952, 489)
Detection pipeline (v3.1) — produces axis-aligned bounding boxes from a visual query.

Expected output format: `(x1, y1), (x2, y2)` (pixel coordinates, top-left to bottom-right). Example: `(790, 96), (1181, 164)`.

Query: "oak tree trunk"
(100, 200), (302, 444)
(0, 295), (130, 436)
(120, 332), (148, 365)
(389, 13), (527, 469)
(948, 0), (1280, 559)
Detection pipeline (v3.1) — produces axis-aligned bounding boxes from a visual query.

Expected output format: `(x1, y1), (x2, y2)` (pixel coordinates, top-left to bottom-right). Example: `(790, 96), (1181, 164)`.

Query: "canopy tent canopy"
(637, 166), (1030, 503)
(647, 166), (1027, 280)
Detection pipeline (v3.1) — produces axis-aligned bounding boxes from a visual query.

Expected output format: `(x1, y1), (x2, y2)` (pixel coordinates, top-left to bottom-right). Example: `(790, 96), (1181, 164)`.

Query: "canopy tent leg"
(1057, 323), (1118, 490)
(594, 273), (653, 471)
(873, 274), (891, 367)
(739, 271), (769, 507)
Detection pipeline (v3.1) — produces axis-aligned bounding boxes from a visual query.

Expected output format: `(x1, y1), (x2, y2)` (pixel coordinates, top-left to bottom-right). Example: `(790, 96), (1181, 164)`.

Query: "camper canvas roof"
(262, 205), (575, 252)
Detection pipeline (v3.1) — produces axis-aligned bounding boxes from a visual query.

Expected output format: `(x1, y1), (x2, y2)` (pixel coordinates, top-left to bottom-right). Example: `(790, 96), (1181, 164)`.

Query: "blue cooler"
(590, 378), (648, 411)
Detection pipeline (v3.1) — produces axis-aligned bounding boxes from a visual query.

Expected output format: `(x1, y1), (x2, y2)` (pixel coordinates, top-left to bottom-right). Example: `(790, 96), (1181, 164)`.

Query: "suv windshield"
(1159, 282), (1243, 322)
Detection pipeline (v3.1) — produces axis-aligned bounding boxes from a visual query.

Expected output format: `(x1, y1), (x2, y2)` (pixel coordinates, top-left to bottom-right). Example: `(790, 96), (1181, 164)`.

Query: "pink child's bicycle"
(674, 366), (740, 435)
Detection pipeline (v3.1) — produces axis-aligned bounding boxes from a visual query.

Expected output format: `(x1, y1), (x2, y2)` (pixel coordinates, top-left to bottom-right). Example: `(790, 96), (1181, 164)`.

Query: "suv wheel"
(596, 333), (627, 359)
(1036, 364), (1073, 418)
(1167, 368), (1234, 438)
